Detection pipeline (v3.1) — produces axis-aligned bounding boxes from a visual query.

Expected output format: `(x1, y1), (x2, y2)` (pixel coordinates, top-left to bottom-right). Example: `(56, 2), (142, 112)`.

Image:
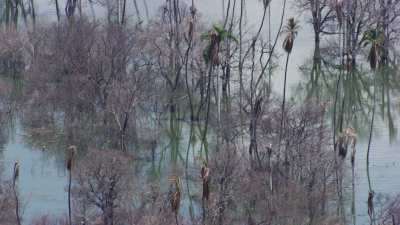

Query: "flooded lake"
(0, 0), (399, 225)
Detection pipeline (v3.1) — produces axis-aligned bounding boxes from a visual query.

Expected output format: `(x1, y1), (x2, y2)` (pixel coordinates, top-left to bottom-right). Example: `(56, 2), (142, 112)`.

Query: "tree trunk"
(68, 169), (72, 225)
(55, 0), (60, 22)
(121, 0), (126, 24)
(30, 0), (36, 27)
(133, 0), (141, 23)
(366, 70), (376, 192)
(279, 53), (290, 165)
(103, 206), (114, 225)
(314, 33), (321, 64)
(18, 0), (28, 26)
(11, 0), (19, 28)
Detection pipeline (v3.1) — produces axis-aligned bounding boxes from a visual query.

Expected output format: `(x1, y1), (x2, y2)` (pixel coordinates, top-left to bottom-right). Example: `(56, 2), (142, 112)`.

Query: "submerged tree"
(296, 0), (333, 63)
(73, 149), (133, 225)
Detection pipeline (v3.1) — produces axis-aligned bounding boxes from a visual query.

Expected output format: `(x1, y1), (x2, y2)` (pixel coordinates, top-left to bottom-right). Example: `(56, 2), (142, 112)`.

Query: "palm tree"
(200, 163), (210, 220)
(202, 24), (237, 65)
(279, 17), (298, 164)
(201, 163), (210, 201)
(200, 24), (237, 160)
(361, 29), (384, 192)
(66, 145), (77, 225)
(362, 30), (384, 71)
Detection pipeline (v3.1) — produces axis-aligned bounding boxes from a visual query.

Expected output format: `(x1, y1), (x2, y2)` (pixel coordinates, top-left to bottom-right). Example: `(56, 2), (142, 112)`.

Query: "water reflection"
(0, 0), (400, 224)
(296, 50), (399, 139)
(295, 49), (400, 225)
(0, 40), (398, 225)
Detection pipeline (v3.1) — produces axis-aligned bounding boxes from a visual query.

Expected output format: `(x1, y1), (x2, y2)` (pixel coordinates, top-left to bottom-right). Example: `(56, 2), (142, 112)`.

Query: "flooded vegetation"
(1, 0), (400, 225)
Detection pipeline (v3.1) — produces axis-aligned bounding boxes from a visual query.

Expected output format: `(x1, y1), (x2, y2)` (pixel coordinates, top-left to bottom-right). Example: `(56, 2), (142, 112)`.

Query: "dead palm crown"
(169, 176), (182, 215)
(201, 163), (210, 201)
(282, 18), (299, 54)
(335, 127), (357, 159)
(368, 191), (375, 217)
(361, 29), (384, 71)
(13, 161), (20, 183)
(346, 128), (357, 165)
(66, 145), (77, 170)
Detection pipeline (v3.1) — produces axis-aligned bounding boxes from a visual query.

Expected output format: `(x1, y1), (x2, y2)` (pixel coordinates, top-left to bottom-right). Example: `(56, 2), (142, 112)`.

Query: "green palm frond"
(201, 24), (238, 64)
(361, 29), (384, 70)
(361, 29), (384, 46)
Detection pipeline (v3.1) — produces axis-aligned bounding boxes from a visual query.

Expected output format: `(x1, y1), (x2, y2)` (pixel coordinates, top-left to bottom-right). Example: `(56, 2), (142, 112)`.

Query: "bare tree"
(73, 148), (134, 225)
(296, 0), (334, 62)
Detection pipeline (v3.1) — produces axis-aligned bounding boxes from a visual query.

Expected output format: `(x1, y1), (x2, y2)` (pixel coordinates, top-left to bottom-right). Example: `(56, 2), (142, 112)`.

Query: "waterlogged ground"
(0, 1), (400, 225)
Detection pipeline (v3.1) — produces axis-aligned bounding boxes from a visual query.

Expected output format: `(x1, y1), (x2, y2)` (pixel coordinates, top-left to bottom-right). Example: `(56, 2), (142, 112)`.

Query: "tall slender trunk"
(68, 168), (72, 225)
(55, 0), (60, 22)
(121, 0), (126, 24)
(78, 0), (82, 17)
(133, 0), (141, 23)
(30, 0), (36, 27)
(13, 184), (21, 225)
(366, 70), (376, 192)
(142, 0), (150, 22)
(333, 21), (345, 217)
(183, 5), (195, 219)
(13, 169), (21, 225)
(267, 2), (272, 93)
(279, 52), (290, 165)
(238, 0), (244, 150)
(5, 0), (10, 25)
(11, 0), (19, 28)
(89, 0), (96, 21)
(200, 64), (213, 162)
(18, 0), (28, 26)
(314, 33), (321, 64)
